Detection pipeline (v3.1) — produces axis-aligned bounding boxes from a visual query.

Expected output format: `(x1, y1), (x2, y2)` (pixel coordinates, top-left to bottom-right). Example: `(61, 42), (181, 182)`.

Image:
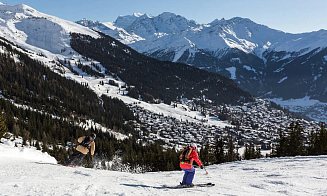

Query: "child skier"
(180, 143), (203, 187)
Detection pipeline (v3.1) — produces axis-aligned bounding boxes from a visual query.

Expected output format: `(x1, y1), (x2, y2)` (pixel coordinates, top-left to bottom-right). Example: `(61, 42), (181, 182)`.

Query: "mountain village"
(127, 98), (320, 154)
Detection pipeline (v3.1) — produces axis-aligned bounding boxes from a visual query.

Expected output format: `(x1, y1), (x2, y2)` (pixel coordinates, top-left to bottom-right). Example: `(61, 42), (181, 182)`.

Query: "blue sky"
(4, 0), (327, 33)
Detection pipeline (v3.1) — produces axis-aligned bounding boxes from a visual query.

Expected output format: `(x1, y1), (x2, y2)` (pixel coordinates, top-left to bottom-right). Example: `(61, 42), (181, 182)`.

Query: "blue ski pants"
(181, 167), (195, 185)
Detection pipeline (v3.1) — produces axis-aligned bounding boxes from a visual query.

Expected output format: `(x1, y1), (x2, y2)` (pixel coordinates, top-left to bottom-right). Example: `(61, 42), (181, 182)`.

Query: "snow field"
(1, 139), (327, 196)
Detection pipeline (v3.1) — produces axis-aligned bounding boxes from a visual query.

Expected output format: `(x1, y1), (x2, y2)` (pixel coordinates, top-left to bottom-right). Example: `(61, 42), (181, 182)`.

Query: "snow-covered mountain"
(77, 13), (327, 122)
(0, 3), (99, 57)
(1, 137), (327, 196)
(77, 12), (327, 61)
(0, 2), (248, 131)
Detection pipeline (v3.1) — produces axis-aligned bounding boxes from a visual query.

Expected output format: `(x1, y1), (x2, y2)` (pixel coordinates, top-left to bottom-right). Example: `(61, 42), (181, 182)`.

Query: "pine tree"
(200, 141), (216, 165)
(288, 122), (304, 156)
(273, 130), (288, 157)
(214, 137), (225, 164)
(273, 122), (305, 157)
(307, 128), (318, 155)
(35, 141), (41, 150)
(0, 111), (8, 142)
(200, 142), (209, 166)
(244, 142), (256, 160)
(255, 145), (262, 159)
(308, 122), (327, 155)
(111, 154), (123, 171)
(315, 122), (327, 154)
(226, 132), (237, 162)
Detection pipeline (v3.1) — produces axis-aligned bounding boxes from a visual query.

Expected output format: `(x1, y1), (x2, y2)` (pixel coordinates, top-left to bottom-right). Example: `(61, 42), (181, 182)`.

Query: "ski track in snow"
(1, 140), (327, 196)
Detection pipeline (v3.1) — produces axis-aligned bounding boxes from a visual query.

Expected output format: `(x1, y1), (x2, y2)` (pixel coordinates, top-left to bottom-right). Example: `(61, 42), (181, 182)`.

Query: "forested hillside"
(0, 38), (134, 130)
(70, 33), (254, 105)
(0, 37), (181, 170)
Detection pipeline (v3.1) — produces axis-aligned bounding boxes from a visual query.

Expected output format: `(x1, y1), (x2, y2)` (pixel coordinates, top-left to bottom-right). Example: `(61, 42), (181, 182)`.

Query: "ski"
(194, 183), (215, 187)
(163, 183), (215, 189)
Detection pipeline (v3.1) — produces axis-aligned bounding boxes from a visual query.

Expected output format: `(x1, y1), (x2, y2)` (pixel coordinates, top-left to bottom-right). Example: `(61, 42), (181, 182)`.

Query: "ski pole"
(204, 167), (208, 175)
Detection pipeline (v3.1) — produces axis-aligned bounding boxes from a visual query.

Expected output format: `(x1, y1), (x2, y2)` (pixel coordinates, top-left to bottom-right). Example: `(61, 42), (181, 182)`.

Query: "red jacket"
(180, 146), (202, 169)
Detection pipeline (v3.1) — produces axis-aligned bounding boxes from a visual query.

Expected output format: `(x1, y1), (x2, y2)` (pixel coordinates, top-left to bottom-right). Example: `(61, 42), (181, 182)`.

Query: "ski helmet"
(190, 143), (197, 149)
(90, 133), (96, 140)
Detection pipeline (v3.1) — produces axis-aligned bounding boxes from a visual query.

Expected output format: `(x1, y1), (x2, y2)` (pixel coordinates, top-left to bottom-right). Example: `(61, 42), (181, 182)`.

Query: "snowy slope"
(0, 3), (99, 59)
(77, 18), (144, 45)
(1, 138), (327, 196)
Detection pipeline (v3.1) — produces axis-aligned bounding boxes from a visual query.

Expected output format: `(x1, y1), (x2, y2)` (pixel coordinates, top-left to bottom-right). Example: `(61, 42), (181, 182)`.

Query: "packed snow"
(1, 137), (327, 196)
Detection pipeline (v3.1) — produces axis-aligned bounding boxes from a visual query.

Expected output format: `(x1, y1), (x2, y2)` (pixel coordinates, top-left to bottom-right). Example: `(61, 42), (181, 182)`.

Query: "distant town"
(129, 98), (320, 155)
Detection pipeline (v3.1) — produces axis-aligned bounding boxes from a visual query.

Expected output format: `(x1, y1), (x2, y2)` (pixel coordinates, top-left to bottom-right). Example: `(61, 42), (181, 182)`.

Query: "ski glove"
(200, 165), (204, 169)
